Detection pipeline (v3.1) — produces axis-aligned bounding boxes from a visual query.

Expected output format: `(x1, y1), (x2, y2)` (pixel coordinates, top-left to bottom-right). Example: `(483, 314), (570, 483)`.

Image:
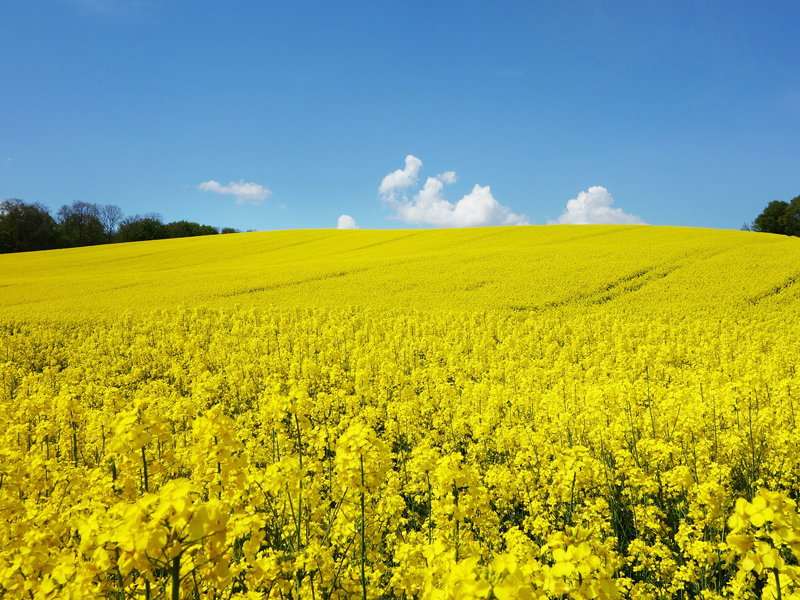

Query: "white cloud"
(378, 155), (423, 198)
(197, 180), (271, 205)
(438, 171), (457, 185)
(555, 186), (645, 225)
(337, 215), (359, 229)
(379, 156), (528, 227)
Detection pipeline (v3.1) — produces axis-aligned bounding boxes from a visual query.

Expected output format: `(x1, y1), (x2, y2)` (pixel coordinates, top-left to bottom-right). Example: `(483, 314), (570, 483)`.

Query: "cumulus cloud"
(378, 155), (423, 199)
(555, 186), (645, 225)
(379, 156), (528, 227)
(337, 215), (359, 229)
(437, 170), (457, 185)
(197, 180), (271, 205)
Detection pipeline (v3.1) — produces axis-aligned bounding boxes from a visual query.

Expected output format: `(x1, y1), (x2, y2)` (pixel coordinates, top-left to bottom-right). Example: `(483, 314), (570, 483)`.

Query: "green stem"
(360, 454), (367, 600)
(296, 415), (303, 551)
(426, 472), (432, 545)
(453, 482), (459, 563)
(72, 425), (79, 467)
(171, 554), (181, 600)
(141, 445), (149, 493)
(114, 548), (125, 600)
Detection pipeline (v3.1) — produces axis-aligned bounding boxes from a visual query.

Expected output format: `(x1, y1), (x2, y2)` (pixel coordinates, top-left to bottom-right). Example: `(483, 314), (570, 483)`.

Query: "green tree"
(163, 220), (219, 238)
(779, 195), (800, 237)
(164, 220), (200, 238)
(197, 224), (218, 236)
(752, 200), (789, 235)
(117, 213), (167, 242)
(57, 201), (105, 246)
(0, 198), (58, 253)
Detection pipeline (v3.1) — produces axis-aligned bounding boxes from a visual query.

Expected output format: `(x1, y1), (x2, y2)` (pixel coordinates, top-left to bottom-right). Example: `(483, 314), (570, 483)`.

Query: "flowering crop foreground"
(1, 226), (799, 600)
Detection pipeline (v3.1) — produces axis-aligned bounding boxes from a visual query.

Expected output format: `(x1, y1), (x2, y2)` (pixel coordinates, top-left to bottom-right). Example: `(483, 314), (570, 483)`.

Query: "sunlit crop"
(1, 226), (800, 599)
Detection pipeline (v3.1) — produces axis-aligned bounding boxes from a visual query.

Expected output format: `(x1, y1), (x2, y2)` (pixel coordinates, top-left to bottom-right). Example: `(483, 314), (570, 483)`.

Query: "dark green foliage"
(56, 201), (106, 247)
(752, 196), (800, 237)
(164, 220), (220, 238)
(753, 200), (789, 235)
(1, 198), (232, 254)
(117, 213), (168, 242)
(0, 199), (58, 253)
(779, 196), (800, 237)
(109, 215), (223, 243)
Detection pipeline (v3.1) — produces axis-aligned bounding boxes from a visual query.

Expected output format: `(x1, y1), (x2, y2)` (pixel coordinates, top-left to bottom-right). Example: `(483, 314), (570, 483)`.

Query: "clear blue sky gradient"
(2, 1), (799, 231)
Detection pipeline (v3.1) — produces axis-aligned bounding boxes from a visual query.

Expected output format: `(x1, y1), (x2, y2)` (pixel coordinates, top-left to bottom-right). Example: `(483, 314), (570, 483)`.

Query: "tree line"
(745, 194), (800, 236)
(0, 198), (241, 254)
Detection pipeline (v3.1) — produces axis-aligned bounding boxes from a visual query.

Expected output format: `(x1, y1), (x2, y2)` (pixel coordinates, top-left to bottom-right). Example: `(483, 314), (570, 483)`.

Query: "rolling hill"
(1, 225), (799, 320)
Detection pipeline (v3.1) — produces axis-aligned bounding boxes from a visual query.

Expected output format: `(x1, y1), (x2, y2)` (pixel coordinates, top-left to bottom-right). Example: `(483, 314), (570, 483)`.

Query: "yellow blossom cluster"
(1, 226), (799, 599)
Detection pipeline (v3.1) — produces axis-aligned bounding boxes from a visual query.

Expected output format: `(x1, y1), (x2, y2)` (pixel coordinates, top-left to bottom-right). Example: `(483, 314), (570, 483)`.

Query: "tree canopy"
(0, 199), (57, 253)
(0, 199), (240, 254)
(751, 195), (800, 237)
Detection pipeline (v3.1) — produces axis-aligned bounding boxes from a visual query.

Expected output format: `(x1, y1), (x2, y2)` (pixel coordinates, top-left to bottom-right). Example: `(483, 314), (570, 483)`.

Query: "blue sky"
(1, 1), (799, 231)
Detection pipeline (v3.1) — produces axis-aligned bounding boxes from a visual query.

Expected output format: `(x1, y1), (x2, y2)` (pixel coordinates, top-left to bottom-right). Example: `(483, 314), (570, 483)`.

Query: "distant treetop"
(0, 199), (241, 254)
(750, 195), (800, 236)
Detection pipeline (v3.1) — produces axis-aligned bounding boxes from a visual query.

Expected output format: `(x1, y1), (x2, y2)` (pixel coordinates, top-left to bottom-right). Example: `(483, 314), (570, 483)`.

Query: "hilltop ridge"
(1, 226), (798, 319)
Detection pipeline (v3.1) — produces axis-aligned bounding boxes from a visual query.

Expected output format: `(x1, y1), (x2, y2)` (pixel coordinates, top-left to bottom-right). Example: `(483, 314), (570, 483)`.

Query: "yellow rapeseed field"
(1, 226), (800, 600)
